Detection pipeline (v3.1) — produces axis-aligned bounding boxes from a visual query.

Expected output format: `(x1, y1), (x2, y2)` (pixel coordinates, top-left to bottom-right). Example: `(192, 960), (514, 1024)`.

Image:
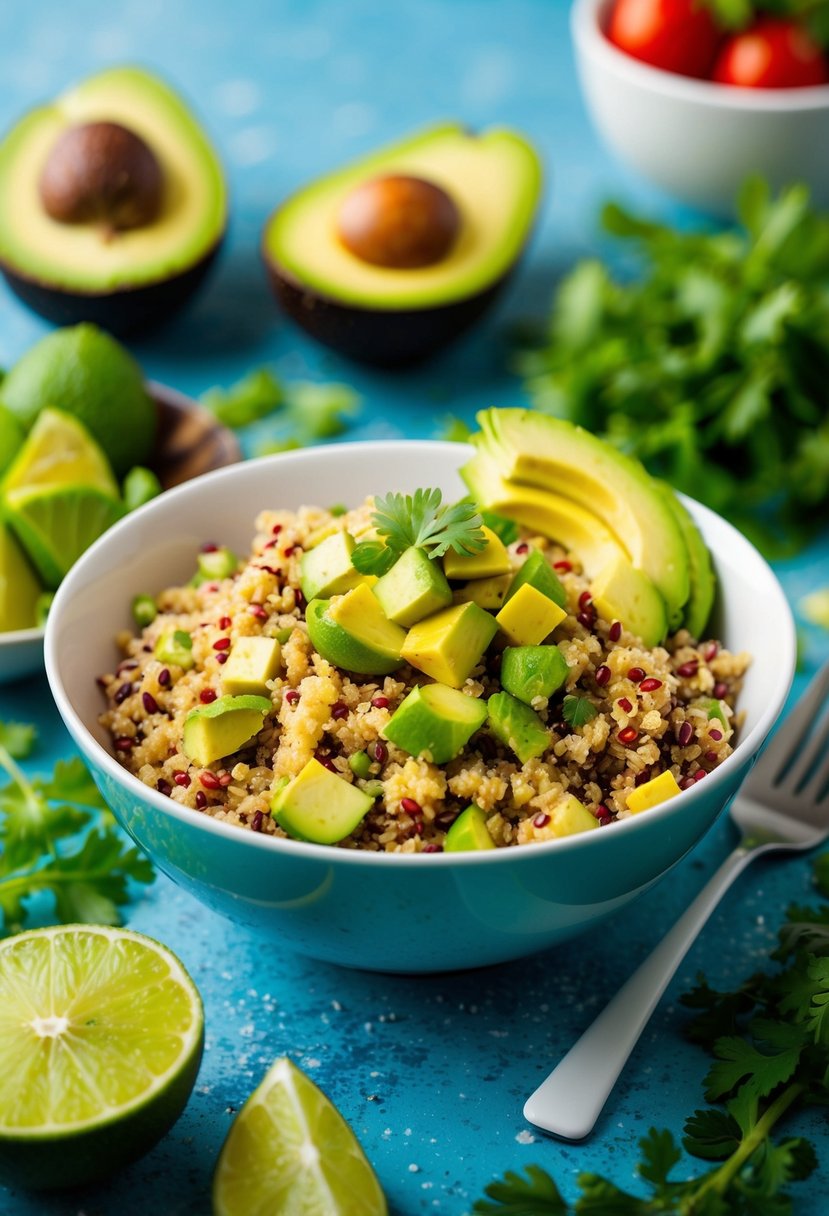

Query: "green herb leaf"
(562, 694), (599, 728)
(350, 541), (397, 577)
(481, 509), (520, 546)
(0, 722), (36, 759)
(202, 368), (284, 428)
(472, 1164), (567, 1214)
(353, 488), (486, 576)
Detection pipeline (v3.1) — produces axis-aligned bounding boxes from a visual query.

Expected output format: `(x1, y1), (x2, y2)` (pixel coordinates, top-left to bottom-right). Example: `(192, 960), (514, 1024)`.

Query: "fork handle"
(524, 843), (756, 1141)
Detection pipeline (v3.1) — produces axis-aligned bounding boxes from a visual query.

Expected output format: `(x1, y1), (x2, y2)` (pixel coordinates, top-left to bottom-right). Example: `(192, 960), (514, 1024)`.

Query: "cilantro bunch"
(474, 854), (829, 1214)
(518, 178), (829, 553)
(201, 367), (361, 452)
(0, 723), (154, 934)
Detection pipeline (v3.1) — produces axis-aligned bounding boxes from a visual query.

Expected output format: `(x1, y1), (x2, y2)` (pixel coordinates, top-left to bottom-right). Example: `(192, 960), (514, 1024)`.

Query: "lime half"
(2, 406), (119, 498)
(5, 482), (125, 588)
(213, 1057), (387, 1216)
(0, 924), (204, 1191)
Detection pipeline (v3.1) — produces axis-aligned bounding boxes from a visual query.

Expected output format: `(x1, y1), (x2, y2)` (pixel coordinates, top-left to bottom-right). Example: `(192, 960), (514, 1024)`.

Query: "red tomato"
(606, 0), (722, 79)
(712, 18), (829, 88)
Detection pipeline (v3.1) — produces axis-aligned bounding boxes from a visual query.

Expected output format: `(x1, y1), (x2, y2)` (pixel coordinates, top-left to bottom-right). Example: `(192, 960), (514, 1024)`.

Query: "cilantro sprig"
(473, 854), (829, 1215)
(351, 488), (487, 576)
(0, 730), (154, 936)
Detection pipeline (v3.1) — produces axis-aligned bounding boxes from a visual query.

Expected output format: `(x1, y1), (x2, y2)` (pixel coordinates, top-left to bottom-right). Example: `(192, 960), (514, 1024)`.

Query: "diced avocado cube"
(304, 521), (340, 549)
(453, 573), (511, 611)
(194, 546), (238, 584)
(154, 628), (194, 670)
(382, 683), (487, 764)
(500, 645), (569, 705)
(401, 601), (498, 688)
(221, 636), (281, 697)
(299, 530), (362, 601)
(550, 793), (599, 836)
(443, 525), (511, 580)
(182, 693), (271, 766)
(505, 549), (566, 608)
(373, 545), (452, 627)
(590, 555), (668, 648)
(307, 584), (406, 675)
(496, 583), (566, 646)
(487, 691), (549, 763)
(707, 699), (728, 725)
(348, 750), (373, 779)
(444, 805), (496, 852)
(625, 770), (682, 815)
(131, 593), (157, 628)
(270, 758), (373, 844)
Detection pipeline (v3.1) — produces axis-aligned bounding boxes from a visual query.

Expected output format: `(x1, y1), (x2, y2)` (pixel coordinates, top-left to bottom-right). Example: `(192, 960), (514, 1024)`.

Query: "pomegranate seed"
(216, 653), (228, 664)
(516, 542), (530, 555)
(117, 660), (138, 674)
(371, 695), (389, 709)
(533, 812), (550, 828)
(680, 776), (696, 790)
(142, 692), (159, 714)
(263, 538), (279, 550)
(676, 659), (699, 678)
(219, 772), (233, 787)
(595, 664), (611, 686)
(694, 768), (707, 782)
(577, 610), (594, 629)
(369, 740), (387, 765)
(705, 750), (719, 763)
(401, 797), (421, 815)
(213, 637), (231, 651)
(677, 721), (694, 747)
(617, 697), (633, 713)
(709, 728), (723, 741)
(627, 666), (645, 683)
(553, 560), (572, 572)
(114, 682), (133, 704)
(331, 702), (348, 720)
(608, 620), (622, 642)
(283, 544), (298, 557)
(251, 810), (264, 832)
(201, 541), (218, 553)
(258, 565), (279, 576)
(703, 642), (719, 662)
(200, 689), (217, 704)
(714, 682), (728, 699)
(422, 843), (443, 853)
(157, 778), (172, 796)
(174, 772), (191, 787)
(200, 771), (221, 790)
(249, 604), (268, 620)
(285, 690), (300, 705)
(219, 616), (232, 629)
(195, 790), (207, 809)
(320, 758), (336, 772)
(595, 804), (613, 824)
(578, 590), (593, 609)
(639, 677), (663, 692)
(96, 676), (107, 689)
(271, 523), (283, 536)
(635, 769), (652, 786)
(295, 590), (306, 610)
(158, 667), (171, 687)
(618, 726), (638, 745)
(114, 737), (134, 751)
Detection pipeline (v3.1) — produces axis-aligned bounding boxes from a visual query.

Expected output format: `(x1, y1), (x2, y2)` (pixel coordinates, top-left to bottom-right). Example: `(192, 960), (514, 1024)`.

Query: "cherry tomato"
(712, 18), (829, 88)
(606, 0), (722, 79)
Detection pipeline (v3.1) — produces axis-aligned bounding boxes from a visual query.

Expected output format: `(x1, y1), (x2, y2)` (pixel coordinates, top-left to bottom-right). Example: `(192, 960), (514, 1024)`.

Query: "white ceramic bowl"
(572, 0), (829, 215)
(45, 442), (795, 973)
(0, 381), (239, 685)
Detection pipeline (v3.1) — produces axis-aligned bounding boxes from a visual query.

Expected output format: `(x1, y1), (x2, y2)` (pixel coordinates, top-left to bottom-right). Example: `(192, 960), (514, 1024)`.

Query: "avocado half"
(262, 124), (543, 366)
(0, 67), (227, 335)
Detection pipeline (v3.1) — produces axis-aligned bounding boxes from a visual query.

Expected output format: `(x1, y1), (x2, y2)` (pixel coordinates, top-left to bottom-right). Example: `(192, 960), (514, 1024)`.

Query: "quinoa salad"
(98, 493), (751, 855)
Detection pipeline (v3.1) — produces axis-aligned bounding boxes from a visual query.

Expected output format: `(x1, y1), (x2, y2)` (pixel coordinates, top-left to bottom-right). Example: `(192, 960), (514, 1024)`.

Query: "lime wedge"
(0, 924), (204, 1191)
(0, 521), (42, 630)
(5, 482), (125, 588)
(213, 1057), (387, 1216)
(3, 406), (119, 498)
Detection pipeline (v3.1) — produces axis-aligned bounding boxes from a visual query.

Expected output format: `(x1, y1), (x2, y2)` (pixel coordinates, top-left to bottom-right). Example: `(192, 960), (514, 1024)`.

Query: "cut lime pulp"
(0, 924), (204, 1191)
(213, 1056), (387, 1216)
(2, 406), (119, 498)
(5, 482), (125, 588)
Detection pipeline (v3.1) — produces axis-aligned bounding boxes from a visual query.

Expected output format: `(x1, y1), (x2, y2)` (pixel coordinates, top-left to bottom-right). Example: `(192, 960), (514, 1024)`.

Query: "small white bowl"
(572, 0), (829, 215)
(45, 441), (795, 973)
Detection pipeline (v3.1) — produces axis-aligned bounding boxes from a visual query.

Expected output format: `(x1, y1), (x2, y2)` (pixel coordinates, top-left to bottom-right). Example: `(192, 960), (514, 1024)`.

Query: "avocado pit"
(39, 120), (163, 233)
(336, 174), (460, 269)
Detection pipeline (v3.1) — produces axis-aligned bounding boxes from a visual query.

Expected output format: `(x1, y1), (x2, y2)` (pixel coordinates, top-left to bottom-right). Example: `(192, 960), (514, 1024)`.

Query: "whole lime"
(0, 324), (156, 476)
(0, 401), (24, 475)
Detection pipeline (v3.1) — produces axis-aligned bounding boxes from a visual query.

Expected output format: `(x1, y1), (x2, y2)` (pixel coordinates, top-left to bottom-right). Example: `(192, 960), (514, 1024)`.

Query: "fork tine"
(783, 703), (829, 795)
(749, 659), (829, 789)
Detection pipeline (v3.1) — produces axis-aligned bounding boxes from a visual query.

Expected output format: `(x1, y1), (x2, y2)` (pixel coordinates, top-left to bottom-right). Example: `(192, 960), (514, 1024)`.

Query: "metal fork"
(524, 659), (829, 1142)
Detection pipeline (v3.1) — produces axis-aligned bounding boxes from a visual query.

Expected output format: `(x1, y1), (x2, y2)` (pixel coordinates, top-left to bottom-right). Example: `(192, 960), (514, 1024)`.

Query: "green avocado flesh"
(182, 695), (271, 767)
(487, 691), (550, 764)
(505, 549), (566, 608)
(656, 482), (715, 640)
(263, 123), (542, 309)
(500, 645), (568, 705)
(445, 805), (496, 852)
(0, 66), (226, 291)
(271, 759), (373, 845)
(383, 683), (487, 765)
(306, 594), (405, 676)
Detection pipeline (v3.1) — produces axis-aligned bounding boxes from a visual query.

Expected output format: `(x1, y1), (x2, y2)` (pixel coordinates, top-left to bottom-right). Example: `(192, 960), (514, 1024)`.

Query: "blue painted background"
(1, 2), (828, 1213)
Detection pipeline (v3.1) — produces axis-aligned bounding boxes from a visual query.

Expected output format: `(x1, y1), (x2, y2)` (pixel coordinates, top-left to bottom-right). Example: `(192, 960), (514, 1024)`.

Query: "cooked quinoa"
(98, 500), (751, 853)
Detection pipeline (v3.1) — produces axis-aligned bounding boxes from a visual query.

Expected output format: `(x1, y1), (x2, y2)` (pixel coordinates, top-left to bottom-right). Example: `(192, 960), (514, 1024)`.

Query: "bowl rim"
(572, 0), (829, 112)
(45, 439), (797, 871)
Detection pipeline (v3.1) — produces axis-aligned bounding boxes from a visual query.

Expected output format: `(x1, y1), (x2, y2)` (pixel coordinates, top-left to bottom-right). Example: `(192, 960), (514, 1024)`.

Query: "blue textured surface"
(0, 2), (828, 1213)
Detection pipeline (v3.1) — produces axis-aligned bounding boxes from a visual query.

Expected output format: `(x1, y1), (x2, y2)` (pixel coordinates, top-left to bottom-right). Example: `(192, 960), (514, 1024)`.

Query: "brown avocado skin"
(265, 255), (513, 367)
(0, 238), (222, 337)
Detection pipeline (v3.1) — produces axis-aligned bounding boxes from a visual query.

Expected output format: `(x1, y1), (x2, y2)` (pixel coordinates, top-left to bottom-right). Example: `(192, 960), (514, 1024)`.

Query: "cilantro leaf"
(684, 1108), (743, 1161)
(704, 1021), (804, 1102)
(481, 510), (520, 546)
(351, 488), (486, 575)
(472, 1164), (567, 1214)
(350, 541), (397, 578)
(202, 367), (283, 428)
(562, 694), (599, 728)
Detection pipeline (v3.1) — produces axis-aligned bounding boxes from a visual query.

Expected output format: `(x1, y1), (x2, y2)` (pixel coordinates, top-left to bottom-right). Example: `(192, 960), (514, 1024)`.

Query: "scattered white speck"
(459, 1093), (467, 1100)
(198, 1085), (212, 1095)
(305, 1058), (321, 1069)
(215, 78), (261, 118)
(489, 1030), (509, 1039)
(757, 915), (765, 925)
(332, 102), (377, 140)
(382, 1128), (392, 1140)
(221, 971), (233, 981)
(229, 126), (277, 167)
(404, 1128), (412, 1136)
(516, 1130), (536, 1144)
(422, 1181), (434, 1189)
(332, 1000), (343, 1012)
(239, 1023), (255, 1038)
(370, 1071), (380, 1078)
(364, 1022), (373, 1033)
(408, 1163), (421, 1173)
